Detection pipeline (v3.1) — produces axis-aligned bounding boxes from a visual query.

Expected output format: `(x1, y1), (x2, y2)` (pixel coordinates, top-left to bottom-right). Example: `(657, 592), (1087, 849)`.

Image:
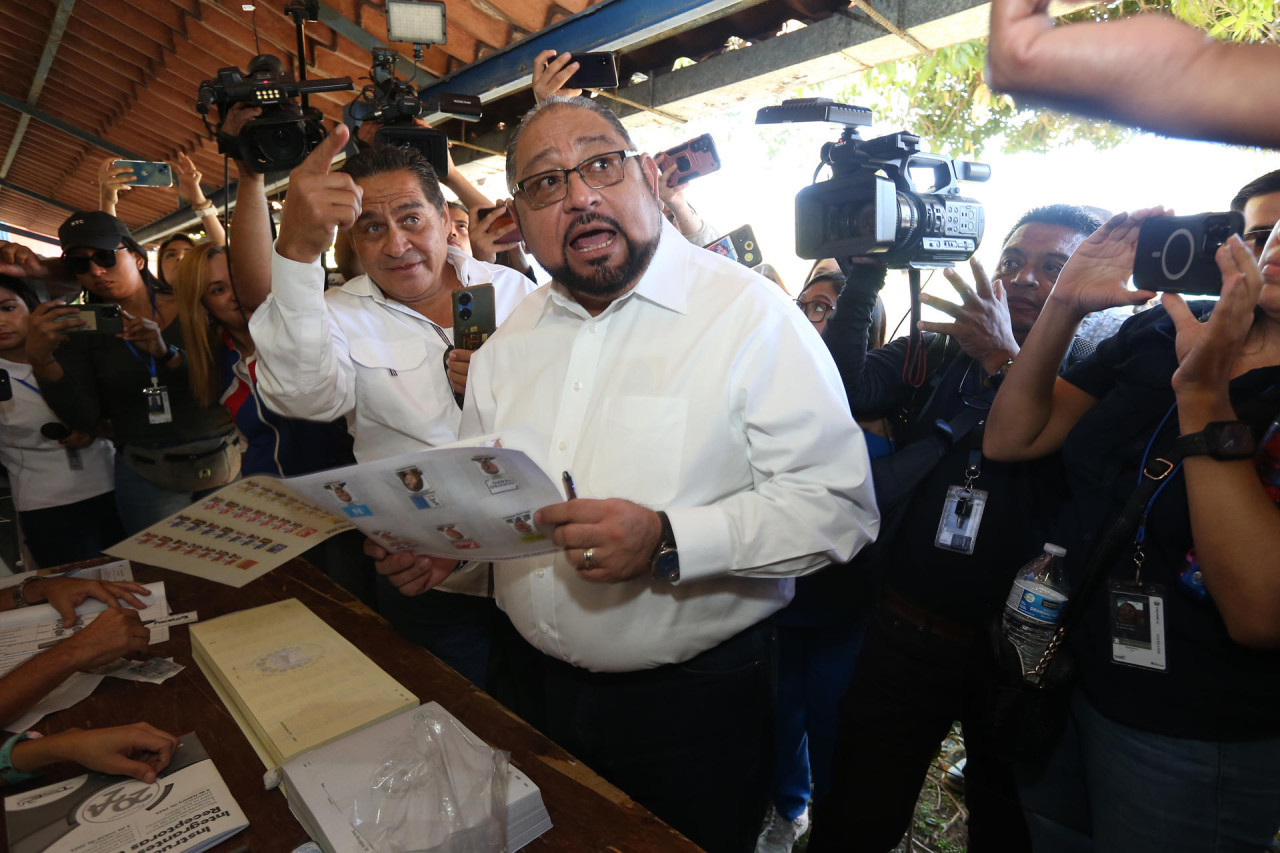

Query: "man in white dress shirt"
(249, 127), (536, 688)
(371, 98), (879, 852)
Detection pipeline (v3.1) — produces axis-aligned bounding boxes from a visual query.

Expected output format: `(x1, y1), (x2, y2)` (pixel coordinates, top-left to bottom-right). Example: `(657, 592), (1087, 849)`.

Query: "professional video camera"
(349, 48), (483, 180)
(196, 54), (352, 173)
(756, 98), (989, 269)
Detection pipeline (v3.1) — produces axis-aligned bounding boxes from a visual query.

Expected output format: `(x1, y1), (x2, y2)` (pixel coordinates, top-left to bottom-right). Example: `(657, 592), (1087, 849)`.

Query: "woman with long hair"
(21, 211), (238, 534)
(0, 275), (123, 566)
(173, 242), (351, 478)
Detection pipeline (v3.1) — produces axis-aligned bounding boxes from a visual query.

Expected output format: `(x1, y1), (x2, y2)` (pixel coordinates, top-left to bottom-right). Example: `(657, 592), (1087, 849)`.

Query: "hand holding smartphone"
(110, 160), (173, 188)
(659, 134), (721, 186)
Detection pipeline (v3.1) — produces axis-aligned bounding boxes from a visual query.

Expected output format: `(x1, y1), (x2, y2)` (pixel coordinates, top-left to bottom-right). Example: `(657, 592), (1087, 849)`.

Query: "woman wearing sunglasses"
(0, 275), (123, 566)
(20, 211), (238, 534)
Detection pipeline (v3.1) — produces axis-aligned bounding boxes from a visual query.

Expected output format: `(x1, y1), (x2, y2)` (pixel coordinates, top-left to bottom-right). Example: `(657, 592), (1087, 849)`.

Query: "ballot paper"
(0, 581), (171, 679)
(0, 558), (137, 591)
(5, 672), (104, 733)
(108, 446), (565, 587)
(4, 733), (247, 853)
(191, 599), (418, 769)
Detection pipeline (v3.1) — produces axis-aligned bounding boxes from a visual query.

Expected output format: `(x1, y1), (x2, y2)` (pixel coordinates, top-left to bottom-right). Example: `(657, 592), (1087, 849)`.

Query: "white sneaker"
(755, 803), (810, 853)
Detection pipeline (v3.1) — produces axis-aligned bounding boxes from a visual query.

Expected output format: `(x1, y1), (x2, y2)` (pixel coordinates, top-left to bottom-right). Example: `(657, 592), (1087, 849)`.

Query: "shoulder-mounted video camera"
(196, 54), (352, 173)
(757, 98), (989, 269)
(349, 48), (483, 181)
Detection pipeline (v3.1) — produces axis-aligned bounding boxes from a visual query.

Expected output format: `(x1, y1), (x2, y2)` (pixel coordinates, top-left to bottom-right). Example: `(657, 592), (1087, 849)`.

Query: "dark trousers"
(375, 573), (499, 690)
(19, 492), (125, 569)
(505, 619), (777, 853)
(808, 604), (1031, 853)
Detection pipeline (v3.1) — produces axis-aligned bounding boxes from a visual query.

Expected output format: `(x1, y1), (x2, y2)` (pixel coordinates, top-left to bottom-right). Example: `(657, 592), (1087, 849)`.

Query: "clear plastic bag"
(350, 708), (510, 852)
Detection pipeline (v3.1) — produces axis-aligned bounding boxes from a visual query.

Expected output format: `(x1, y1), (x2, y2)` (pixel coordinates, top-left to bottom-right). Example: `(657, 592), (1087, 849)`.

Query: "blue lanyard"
(12, 376), (40, 397)
(1134, 402), (1182, 548)
(123, 342), (158, 381)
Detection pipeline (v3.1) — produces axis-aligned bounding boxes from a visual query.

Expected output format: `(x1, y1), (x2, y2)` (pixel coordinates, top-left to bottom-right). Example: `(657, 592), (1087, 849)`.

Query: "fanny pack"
(122, 434), (241, 494)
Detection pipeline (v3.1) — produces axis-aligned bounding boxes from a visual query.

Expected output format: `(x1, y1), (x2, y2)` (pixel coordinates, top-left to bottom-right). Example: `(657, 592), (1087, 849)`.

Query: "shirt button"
(539, 622), (550, 634)
(558, 441), (567, 451)
(572, 382), (581, 391)
(588, 325), (597, 334)
(535, 568), (545, 578)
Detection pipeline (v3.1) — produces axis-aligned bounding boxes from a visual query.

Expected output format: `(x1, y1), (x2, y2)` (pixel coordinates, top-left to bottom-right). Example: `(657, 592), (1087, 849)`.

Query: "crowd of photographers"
(0, 4), (1279, 852)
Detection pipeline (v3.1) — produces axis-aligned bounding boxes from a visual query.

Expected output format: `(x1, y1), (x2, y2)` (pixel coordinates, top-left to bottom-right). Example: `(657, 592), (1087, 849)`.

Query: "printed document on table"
(0, 581), (170, 678)
(5, 733), (247, 853)
(107, 477), (355, 587)
(285, 446), (563, 561)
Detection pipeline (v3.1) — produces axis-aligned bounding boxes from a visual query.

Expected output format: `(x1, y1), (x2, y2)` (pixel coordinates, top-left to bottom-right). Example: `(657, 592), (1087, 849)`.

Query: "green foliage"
(821, 0), (1278, 158)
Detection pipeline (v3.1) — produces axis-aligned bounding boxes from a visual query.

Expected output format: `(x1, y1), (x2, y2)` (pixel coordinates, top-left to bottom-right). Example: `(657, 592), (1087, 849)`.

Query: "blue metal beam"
(0, 177), (78, 213)
(1, 0), (77, 179)
(0, 92), (141, 161)
(0, 222), (59, 247)
(414, 0), (749, 112)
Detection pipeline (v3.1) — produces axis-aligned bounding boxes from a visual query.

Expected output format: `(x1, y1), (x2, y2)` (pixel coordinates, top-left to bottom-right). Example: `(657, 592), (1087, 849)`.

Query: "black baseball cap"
(58, 211), (136, 252)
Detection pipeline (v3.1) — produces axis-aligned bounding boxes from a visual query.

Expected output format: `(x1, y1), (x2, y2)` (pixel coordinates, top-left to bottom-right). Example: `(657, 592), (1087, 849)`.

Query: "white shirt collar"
(538, 218), (690, 323)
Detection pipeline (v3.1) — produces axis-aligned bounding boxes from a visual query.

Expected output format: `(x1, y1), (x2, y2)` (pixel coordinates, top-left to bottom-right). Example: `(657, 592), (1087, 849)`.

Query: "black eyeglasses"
(1243, 226), (1275, 254)
(795, 299), (835, 323)
(514, 150), (638, 209)
(62, 247), (125, 275)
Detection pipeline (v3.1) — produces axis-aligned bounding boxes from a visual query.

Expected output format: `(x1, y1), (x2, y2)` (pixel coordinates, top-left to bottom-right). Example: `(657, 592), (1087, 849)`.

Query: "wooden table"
(2, 559), (702, 852)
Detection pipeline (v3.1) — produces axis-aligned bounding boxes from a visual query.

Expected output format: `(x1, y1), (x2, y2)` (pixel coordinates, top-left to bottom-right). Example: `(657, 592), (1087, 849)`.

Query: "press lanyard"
(124, 342), (159, 385)
(1131, 402), (1182, 583)
(12, 376), (40, 396)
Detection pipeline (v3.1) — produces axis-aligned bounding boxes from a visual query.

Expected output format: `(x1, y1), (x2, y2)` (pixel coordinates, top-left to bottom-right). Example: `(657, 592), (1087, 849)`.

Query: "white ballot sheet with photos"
(107, 446), (564, 587)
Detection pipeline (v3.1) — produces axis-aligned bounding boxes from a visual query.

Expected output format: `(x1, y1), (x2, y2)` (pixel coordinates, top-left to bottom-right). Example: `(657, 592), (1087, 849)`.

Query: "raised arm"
(986, 0), (1280, 148)
(173, 152), (225, 247)
(220, 106), (271, 310)
(985, 210), (1160, 460)
(1165, 234), (1280, 647)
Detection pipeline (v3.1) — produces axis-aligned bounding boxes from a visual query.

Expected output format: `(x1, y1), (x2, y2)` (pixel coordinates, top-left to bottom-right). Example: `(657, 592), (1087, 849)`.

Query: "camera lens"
(459, 292), (472, 306)
(677, 155), (691, 172)
(459, 307), (473, 322)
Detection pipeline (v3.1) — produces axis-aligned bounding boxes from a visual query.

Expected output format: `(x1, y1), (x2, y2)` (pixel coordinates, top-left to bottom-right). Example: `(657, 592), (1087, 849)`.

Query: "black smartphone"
(0, 369), (10, 403)
(564, 52), (619, 90)
(703, 225), (763, 268)
(475, 205), (522, 245)
(66, 303), (125, 335)
(1133, 211), (1244, 295)
(661, 134), (721, 186)
(111, 159), (174, 188)
(452, 284), (497, 350)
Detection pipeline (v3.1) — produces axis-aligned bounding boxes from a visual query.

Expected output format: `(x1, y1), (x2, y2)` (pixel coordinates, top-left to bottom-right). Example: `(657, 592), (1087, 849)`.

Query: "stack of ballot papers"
(280, 703), (552, 853)
(4, 733), (247, 853)
(190, 598), (418, 768)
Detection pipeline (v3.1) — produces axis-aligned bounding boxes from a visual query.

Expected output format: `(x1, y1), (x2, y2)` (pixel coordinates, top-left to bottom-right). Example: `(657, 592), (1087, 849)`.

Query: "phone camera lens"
(677, 155), (691, 171)
(459, 293), (472, 306)
(459, 307), (473, 322)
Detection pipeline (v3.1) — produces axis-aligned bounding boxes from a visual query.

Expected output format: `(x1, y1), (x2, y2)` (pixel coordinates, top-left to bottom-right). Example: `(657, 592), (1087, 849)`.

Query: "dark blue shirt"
(1060, 303), (1280, 741)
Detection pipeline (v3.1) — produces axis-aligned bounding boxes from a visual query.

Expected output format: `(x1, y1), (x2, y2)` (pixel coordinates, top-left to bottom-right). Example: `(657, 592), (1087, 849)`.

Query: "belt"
(880, 588), (975, 647)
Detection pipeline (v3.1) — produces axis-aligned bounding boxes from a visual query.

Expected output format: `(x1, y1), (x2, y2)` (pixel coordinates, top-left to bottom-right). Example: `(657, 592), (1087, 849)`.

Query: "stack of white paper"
(280, 702), (552, 853)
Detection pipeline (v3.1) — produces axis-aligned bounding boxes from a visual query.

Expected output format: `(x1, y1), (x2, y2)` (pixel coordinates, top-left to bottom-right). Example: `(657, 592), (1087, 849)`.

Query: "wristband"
(192, 201), (215, 215)
(1, 731), (42, 784)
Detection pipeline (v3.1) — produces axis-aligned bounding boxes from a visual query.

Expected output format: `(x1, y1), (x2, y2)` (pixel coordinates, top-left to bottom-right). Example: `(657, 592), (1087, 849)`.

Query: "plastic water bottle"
(1001, 543), (1069, 683)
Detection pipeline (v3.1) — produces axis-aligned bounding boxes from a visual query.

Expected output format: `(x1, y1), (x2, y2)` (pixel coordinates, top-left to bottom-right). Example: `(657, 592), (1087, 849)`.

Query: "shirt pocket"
(588, 396), (686, 507)
(349, 336), (432, 374)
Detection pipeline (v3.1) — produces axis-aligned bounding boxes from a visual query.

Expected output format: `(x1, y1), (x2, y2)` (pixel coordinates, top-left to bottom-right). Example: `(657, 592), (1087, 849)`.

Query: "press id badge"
(143, 378), (172, 425)
(1109, 581), (1166, 671)
(934, 485), (987, 554)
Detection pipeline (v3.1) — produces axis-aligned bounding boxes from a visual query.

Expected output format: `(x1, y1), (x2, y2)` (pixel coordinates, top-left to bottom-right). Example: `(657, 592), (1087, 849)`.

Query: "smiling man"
(369, 96), (879, 853)
(248, 126), (536, 688)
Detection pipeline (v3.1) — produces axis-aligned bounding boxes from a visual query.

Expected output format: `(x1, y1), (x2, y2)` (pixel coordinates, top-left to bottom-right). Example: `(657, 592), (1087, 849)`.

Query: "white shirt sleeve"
(249, 249), (357, 423)
(667, 310), (879, 584)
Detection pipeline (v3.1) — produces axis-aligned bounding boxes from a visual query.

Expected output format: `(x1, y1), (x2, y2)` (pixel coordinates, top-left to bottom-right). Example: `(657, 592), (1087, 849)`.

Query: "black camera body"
(1132, 211), (1244, 296)
(196, 54), (352, 173)
(758, 99), (989, 269)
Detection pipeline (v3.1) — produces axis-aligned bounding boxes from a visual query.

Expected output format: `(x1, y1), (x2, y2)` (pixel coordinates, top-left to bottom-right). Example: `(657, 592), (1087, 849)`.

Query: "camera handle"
(901, 268), (928, 388)
(283, 1), (321, 109)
